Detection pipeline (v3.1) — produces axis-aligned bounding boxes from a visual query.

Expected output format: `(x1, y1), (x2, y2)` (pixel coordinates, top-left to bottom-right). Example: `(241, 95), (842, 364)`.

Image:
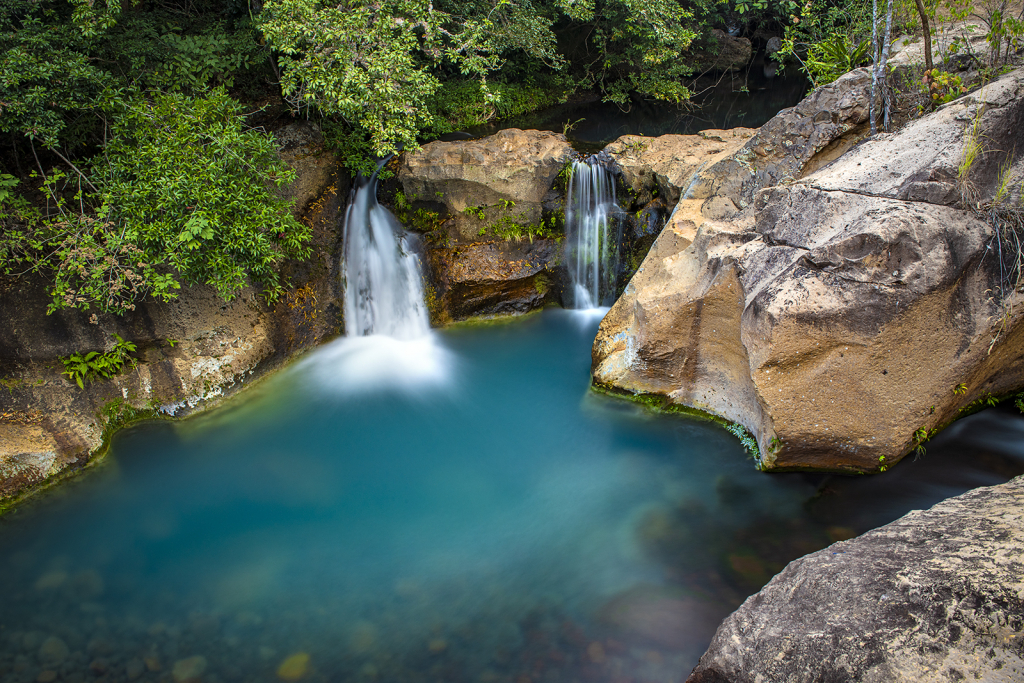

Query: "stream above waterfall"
(464, 57), (808, 151)
(1, 310), (1022, 683)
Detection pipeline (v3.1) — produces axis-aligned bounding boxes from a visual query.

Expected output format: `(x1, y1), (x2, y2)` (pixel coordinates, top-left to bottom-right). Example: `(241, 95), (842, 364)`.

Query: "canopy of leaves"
(92, 89), (310, 304)
(0, 89), (310, 314)
(0, 0), (817, 315)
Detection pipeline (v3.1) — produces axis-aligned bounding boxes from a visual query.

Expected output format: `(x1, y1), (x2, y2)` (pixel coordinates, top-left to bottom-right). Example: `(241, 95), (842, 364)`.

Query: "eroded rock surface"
(688, 475), (1024, 682)
(606, 129), (756, 207)
(428, 239), (560, 321)
(593, 67), (1024, 471)
(399, 128), (573, 242)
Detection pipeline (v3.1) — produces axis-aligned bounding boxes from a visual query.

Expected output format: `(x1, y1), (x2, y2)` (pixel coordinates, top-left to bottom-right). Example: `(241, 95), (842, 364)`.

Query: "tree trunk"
(870, 0), (879, 135)
(914, 0), (934, 72)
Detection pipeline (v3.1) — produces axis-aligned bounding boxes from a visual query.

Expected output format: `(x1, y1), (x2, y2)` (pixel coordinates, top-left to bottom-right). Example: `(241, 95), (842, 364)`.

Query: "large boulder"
(687, 475), (1024, 682)
(605, 129), (756, 207)
(694, 30), (753, 72)
(684, 67), (875, 210)
(592, 67), (1024, 471)
(427, 239), (560, 321)
(398, 129), (573, 242)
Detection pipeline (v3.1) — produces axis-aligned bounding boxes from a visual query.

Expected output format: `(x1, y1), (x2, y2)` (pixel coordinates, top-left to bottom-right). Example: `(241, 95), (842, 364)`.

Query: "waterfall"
(342, 167), (430, 340)
(301, 163), (450, 394)
(565, 158), (623, 310)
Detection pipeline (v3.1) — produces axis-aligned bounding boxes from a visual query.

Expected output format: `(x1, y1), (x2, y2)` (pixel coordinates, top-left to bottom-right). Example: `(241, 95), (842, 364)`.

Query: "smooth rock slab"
(687, 475), (1024, 683)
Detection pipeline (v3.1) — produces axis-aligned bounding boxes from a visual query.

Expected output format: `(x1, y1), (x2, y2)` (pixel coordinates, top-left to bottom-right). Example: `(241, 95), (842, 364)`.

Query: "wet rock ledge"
(688, 475), (1024, 682)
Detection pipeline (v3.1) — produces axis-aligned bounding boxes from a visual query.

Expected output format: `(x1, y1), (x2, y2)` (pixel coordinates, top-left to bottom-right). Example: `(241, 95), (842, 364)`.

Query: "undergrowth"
(60, 334), (137, 389)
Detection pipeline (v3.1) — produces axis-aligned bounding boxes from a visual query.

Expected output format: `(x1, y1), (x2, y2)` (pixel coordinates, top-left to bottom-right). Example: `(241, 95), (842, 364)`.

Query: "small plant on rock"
(922, 69), (967, 104)
(61, 334), (137, 389)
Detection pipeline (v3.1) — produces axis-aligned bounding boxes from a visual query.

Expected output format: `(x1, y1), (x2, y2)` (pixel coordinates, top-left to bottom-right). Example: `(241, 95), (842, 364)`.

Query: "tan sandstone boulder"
(606, 129), (756, 207)
(428, 239), (560, 321)
(593, 67), (1024, 472)
(399, 129), (573, 241)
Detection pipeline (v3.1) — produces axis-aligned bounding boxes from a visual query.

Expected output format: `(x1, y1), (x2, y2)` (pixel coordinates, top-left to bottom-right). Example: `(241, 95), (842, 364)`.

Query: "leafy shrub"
(87, 88), (311, 308)
(61, 333), (137, 389)
(922, 68), (966, 103)
(803, 32), (871, 85)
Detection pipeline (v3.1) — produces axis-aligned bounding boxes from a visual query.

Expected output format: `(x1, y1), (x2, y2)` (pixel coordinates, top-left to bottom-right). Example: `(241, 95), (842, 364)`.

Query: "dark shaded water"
(466, 59), (808, 151)
(1, 310), (1022, 683)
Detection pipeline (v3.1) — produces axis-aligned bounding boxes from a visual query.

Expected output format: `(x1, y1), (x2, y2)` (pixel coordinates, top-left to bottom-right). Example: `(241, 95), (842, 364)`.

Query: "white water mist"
(302, 164), (451, 394)
(565, 159), (622, 310)
(342, 168), (430, 339)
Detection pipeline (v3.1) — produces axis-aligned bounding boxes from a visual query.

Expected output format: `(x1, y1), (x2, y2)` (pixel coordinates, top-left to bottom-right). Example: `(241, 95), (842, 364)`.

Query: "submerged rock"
(593, 67), (1024, 471)
(276, 652), (310, 681)
(172, 655), (207, 683)
(687, 475), (1024, 682)
(37, 637), (68, 667)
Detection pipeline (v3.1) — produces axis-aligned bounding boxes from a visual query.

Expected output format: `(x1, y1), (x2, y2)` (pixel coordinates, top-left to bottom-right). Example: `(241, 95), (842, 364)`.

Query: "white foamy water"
(303, 164), (452, 393)
(343, 170), (431, 340)
(304, 333), (453, 394)
(565, 159), (623, 309)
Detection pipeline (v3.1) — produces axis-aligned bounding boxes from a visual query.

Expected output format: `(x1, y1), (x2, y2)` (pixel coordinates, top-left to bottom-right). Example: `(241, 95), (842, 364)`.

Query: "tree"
(1, 89), (311, 314)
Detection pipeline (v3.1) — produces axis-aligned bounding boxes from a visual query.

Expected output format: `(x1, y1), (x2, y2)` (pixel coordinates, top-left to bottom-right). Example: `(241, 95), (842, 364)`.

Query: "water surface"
(1, 310), (1022, 683)
(467, 59), (808, 151)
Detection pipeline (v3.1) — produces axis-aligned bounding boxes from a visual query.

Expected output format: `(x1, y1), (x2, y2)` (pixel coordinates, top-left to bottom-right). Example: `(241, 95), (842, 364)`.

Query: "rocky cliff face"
(688, 475), (1024, 682)
(593, 68), (1024, 471)
(399, 128), (574, 321)
(0, 122), (349, 507)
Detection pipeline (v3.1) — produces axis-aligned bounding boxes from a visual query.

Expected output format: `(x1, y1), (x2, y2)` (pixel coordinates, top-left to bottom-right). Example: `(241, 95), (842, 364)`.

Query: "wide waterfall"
(343, 167), (431, 339)
(304, 164), (449, 392)
(565, 158), (623, 310)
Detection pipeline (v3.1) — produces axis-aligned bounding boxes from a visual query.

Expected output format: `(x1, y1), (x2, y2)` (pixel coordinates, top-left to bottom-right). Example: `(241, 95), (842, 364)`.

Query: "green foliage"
(776, 0), (879, 86)
(803, 32), (871, 85)
(565, 0), (699, 105)
(1015, 392), (1024, 412)
(725, 421), (759, 458)
(60, 333), (136, 389)
(0, 9), (112, 148)
(258, 0), (565, 157)
(425, 79), (567, 136)
(152, 27), (262, 92)
(0, 89), (311, 314)
(953, 382), (968, 395)
(88, 89), (310, 308)
(922, 68), (966, 103)
(912, 426), (933, 458)
(463, 206), (488, 220)
(490, 213), (563, 242)
(98, 397), (159, 443)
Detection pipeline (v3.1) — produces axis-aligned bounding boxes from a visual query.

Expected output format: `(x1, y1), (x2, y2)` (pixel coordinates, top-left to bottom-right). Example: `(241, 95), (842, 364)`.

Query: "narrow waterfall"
(302, 164), (449, 393)
(342, 167), (430, 339)
(565, 158), (623, 310)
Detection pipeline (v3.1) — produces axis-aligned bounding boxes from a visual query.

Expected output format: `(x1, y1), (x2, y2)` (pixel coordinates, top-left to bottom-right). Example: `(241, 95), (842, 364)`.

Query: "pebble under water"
(1, 309), (1023, 683)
